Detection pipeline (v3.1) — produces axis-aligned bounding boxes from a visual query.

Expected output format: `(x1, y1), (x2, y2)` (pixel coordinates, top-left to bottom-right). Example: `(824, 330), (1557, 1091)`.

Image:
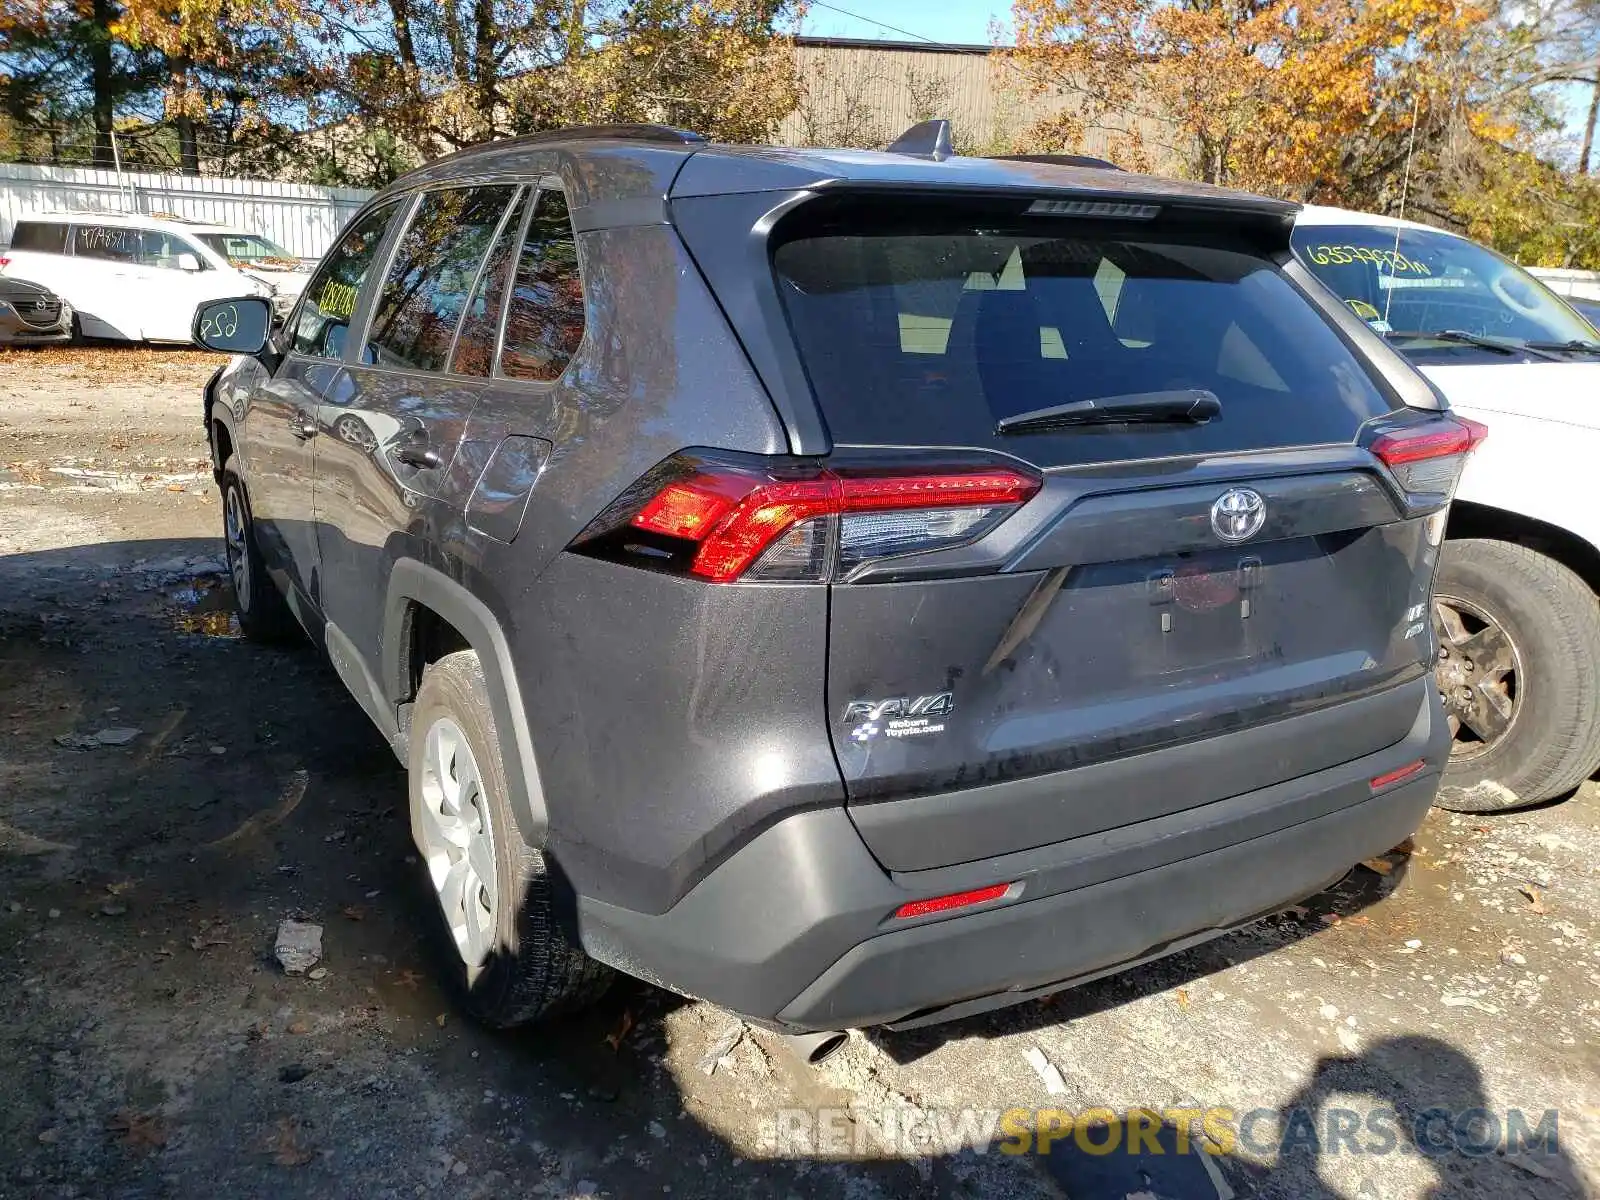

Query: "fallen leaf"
(1441, 994), (1501, 1014)
(1503, 1154), (1560, 1183)
(695, 1021), (746, 1075)
(1176, 987), (1190, 1008)
(1345, 915), (1370, 927)
(1519, 884), (1548, 915)
(1022, 1045), (1068, 1095)
(435, 1012), (447, 1028)
(271, 1117), (314, 1167)
(604, 1008), (634, 1052)
(107, 1109), (167, 1152)
(1361, 856), (1397, 876)
(287, 1020), (309, 1035)
(340, 905), (365, 922)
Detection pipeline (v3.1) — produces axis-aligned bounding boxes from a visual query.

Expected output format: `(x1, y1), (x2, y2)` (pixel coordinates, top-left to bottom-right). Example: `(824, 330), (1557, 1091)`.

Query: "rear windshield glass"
(774, 218), (1397, 465)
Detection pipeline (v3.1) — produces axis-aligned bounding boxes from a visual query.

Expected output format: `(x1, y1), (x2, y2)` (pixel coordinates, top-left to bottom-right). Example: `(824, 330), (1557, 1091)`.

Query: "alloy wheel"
(223, 485), (251, 612)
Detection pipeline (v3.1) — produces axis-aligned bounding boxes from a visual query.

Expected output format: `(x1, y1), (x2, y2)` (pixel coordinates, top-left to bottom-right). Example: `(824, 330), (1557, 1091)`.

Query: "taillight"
(1370, 416), (1488, 495)
(573, 452), (1040, 583)
(0, 256), (10, 270)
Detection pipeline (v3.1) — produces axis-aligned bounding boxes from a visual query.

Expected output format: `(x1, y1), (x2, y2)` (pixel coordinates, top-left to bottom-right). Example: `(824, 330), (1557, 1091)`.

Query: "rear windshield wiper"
(1387, 329), (1561, 361)
(995, 389), (1221, 435)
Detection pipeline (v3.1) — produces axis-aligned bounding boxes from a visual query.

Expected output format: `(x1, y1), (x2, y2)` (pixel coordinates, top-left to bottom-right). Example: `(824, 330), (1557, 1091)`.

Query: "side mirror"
(193, 296), (273, 356)
(177, 252), (202, 272)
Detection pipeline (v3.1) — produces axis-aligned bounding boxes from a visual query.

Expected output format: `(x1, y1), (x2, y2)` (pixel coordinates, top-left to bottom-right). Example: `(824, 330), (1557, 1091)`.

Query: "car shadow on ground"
(0, 536), (1582, 1198)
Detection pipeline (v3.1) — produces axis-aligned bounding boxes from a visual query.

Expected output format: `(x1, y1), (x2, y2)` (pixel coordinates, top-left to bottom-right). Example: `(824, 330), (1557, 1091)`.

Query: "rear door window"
(71, 225), (142, 263)
(367, 185), (518, 373)
(775, 212), (1398, 466)
(450, 188), (530, 377)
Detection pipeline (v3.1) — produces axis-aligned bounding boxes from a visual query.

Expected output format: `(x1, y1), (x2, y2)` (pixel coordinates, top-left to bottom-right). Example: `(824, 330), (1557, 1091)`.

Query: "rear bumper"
(575, 679), (1445, 1032)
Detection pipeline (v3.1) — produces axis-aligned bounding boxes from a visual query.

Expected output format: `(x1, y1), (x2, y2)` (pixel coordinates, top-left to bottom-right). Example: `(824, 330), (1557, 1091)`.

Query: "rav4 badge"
(843, 693), (953, 744)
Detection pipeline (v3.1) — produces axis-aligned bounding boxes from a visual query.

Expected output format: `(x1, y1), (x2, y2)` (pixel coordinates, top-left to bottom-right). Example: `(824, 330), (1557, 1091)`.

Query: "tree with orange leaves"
(1006, 0), (1491, 203)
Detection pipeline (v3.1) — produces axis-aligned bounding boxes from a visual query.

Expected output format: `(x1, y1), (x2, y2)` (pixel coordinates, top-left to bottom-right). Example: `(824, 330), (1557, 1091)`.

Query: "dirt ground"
(1, 349), (1597, 1200)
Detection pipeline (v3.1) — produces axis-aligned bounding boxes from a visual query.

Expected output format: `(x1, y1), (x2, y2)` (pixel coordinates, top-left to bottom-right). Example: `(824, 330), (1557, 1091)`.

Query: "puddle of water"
(168, 576), (241, 639)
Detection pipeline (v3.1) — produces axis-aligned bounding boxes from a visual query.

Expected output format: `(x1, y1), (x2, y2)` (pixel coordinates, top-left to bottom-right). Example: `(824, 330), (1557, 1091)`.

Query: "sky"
(795, 0), (1010, 47)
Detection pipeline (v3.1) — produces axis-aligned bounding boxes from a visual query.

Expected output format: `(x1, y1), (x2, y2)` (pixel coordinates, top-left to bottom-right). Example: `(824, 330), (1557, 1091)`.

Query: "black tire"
(219, 457), (301, 644)
(409, 651), (612, 1026)
(1433, 539), (1600, 812)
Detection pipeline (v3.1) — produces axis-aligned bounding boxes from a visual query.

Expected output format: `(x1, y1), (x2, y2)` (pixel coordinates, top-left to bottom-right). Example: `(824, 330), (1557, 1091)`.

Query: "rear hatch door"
(772, 198), (1440, 869)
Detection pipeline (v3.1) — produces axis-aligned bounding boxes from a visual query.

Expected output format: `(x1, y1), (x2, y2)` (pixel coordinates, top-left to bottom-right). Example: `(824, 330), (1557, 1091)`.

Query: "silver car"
(0, 277), (72, 345)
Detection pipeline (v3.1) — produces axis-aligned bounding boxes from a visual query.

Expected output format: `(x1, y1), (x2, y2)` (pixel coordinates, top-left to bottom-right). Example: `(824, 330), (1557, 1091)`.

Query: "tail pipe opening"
(780, 1029), (849, 1066)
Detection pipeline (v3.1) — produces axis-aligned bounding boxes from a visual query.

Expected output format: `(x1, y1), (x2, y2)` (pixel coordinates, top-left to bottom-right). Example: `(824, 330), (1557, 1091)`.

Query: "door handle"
(394, 444), (441, 469)
(290, 417), (317, 440)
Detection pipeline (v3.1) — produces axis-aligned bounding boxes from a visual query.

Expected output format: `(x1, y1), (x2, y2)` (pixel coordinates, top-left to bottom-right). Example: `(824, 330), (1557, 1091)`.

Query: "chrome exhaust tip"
(780, 1029), (849, 1065)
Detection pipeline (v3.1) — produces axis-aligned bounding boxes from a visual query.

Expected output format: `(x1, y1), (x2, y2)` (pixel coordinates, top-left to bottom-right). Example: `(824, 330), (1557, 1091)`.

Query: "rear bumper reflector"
(893, 882), (1014, 920)
(1369, 759), (1427, 791)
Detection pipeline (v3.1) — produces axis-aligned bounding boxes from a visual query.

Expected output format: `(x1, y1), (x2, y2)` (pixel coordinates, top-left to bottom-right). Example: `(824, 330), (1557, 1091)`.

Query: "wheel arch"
(382, 559), (549, 846)
(205, 364), (234, 484)
(1446, 500), (1600, 596)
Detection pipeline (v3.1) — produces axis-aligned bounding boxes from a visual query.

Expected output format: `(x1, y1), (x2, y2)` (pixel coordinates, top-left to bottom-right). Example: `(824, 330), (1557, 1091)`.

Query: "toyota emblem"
(1210, 487), (1266, 543)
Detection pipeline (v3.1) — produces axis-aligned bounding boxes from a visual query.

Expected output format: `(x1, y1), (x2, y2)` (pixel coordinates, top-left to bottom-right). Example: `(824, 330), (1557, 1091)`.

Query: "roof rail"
(505, 123), (708, 147)
(988, 153), (1124, 171)
(886, 119), (954, 162)
(405, 123), (708, 178)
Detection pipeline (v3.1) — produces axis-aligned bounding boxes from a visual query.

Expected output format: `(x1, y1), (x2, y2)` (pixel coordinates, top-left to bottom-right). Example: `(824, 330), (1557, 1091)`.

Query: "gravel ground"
(0, 350), (1596, 1199)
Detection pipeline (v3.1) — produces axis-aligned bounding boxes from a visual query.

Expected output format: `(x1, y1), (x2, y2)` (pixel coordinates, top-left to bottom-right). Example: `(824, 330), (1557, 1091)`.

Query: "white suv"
(1293, 205), (1600, 811)
(0, 211), (312, 344)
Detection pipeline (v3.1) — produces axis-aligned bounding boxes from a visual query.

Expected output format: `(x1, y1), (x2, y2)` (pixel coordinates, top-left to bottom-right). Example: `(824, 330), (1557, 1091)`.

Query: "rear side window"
(451, 188), (529, 377)
(500, 189), (586, 382)
(775, 212), (1398, 465)
(368, 185), (518, 373)
(291, 201), (402, 359)
(10, 221), (68, 253)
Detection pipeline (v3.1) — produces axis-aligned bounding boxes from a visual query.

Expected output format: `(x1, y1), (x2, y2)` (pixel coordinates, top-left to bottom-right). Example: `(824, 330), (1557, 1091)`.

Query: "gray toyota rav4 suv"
(195, 122), (1469, 1046)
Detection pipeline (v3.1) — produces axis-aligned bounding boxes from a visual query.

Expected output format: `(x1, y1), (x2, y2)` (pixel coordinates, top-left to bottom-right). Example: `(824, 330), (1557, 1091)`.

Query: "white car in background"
(0, 211), (311, 343)
(1293, 205), (1600, 812)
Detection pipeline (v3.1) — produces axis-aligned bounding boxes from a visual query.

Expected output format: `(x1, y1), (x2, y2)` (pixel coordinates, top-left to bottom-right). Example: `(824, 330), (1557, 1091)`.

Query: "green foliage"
(1447, 142), (1600, 268)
